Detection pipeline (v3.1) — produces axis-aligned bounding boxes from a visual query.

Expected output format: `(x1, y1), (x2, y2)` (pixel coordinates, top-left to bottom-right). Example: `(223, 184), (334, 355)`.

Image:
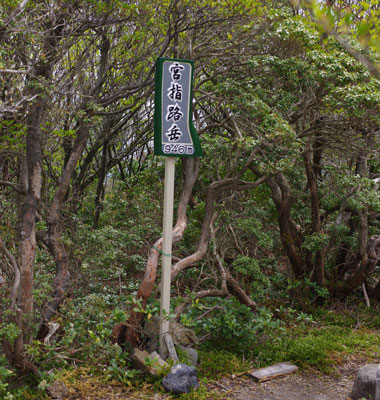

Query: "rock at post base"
(177, 345), (198, 367)
(130, 348), (168, 377)
(162, 363), (199, 394)
(46, 380), (69, 399)
(351, 364), (378, 400)
(143, 316), (199, 353)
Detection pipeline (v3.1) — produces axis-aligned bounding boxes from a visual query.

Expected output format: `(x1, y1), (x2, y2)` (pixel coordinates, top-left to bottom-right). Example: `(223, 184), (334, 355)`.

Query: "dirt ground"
(207, 357), (360, 400)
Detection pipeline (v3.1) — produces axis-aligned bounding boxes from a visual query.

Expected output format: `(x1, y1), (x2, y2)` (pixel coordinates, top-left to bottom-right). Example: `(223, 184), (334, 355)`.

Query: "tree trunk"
(92, 141), (108, 230)
(38, 124), (89, 340)
(338, 150), (374, 294)
(12, 92), (43, 374)
(369, 278), (380, 300)
(303, 149), (325, 287)
(260, 171), (306, 279)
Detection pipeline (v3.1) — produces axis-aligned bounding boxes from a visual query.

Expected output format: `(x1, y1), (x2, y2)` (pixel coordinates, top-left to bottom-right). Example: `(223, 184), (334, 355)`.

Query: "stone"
(143, 316), (199, 353)
(177, 345), (198, 367)
(171, 322), (199, 347)
(150, 351), (168, 369)
(376, 364), (380, 400)
(46, 380), (69, 399)
(351, 364), (379, 400)
(130, 348), (168, 377)
(162, 363), (199, 394)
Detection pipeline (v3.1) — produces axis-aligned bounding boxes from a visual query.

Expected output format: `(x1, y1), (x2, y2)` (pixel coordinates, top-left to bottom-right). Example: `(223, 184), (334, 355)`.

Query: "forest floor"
(63, 355), (362, 399)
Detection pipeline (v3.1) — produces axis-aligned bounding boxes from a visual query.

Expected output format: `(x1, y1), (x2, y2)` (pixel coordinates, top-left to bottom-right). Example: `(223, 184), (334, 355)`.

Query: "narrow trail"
(206, 357), (362, 400)
(210, 371), (352, 400)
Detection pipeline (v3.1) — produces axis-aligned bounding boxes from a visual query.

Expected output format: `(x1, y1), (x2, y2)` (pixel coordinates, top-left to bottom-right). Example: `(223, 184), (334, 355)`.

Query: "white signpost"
(159, 156), (175, 356)
(154, 58), (202, 357)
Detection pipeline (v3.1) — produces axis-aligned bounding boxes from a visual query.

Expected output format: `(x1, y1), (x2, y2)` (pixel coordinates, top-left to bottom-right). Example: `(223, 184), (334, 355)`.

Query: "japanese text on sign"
(154, 57), (202, 157)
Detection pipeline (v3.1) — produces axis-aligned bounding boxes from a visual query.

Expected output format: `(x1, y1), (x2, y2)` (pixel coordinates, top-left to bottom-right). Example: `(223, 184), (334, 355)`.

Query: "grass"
(253, 326), (380, 372)
(198, 349), (251, 379)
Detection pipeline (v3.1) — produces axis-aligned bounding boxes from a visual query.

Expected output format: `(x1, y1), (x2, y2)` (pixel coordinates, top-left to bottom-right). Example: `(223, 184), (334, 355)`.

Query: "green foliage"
(106, 346), (140, 384)
(181, 297), (284, 354)
(24, 294), (130, 374)
(231, 256), (270, 301)
(0, 357), (14, 399)
(286, 278), (329, 306)
(313, 0), (380, 53)
(0, 322), (21, 342)
(0, 120), (26, 151)
(301, 233), (328, 252)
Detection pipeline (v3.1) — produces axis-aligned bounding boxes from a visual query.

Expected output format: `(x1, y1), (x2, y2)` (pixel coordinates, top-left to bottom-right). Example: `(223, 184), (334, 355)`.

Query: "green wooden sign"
(154, 57), (202, 157)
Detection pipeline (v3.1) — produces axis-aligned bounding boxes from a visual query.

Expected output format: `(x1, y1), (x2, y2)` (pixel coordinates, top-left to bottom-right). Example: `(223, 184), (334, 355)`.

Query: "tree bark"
(92, 140), (108, 230)
(12, 83), (44, 373)
(303, 149), (325, 287)
(37, 124), (89, 340)
(225, 269), (257, 311)
(369, 278), (380, 300)
(338, 150), (375, 294)
(257, 170), (306, 279)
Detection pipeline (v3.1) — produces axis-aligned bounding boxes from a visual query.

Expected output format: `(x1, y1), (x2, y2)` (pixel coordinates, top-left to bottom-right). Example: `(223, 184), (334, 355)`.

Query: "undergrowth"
(2, 300), (379, 399)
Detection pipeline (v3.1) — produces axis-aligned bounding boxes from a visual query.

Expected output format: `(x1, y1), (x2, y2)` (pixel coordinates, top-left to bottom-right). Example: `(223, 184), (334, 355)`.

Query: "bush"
(180, 297), (284, 355)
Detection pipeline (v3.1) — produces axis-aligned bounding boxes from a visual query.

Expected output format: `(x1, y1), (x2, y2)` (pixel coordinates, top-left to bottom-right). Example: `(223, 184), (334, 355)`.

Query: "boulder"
(143, 316), (198, 353)
(177, 345), (198, 367)
(162, 363), (199, 394)
(46, 380), (69, 399)
(351, 364), (379, 400)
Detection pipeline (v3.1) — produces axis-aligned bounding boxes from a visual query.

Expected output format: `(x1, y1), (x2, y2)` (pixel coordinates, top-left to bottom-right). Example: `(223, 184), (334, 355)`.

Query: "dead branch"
(0, 68), (31, 75)
(0, 180), (25, 194)
(0, 236), (20, 308)
(225, 270), (257, 311)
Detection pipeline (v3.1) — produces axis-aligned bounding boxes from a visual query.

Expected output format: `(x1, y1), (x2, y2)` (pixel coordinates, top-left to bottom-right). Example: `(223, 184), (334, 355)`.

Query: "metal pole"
(159, 157), (176, 358)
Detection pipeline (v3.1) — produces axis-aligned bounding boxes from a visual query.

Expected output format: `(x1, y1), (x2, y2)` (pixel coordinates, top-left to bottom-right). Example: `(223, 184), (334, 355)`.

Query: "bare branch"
(0, 237), (20, 308)
(0, 68), (31, 75)
(1, 0), (31, 29)
(0, 180), (25, 194)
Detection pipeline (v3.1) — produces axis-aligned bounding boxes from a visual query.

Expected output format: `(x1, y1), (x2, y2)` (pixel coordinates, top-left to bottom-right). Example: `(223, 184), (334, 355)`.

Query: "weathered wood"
(247, 363), (298, 382)
(163, 333), (179, 362)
